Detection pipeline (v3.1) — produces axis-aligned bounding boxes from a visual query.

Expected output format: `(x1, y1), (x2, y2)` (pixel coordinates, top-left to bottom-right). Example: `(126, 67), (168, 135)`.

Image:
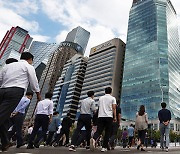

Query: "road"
(2, 146), (180, 154)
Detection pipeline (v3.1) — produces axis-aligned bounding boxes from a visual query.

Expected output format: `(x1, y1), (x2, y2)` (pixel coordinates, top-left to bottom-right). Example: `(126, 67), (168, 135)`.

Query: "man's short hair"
(45, 92), (53, 99)
(87, 91), (94, 97)
(5, 58), (18, 64)
(67, 113), (71, 117)
(161, 102), (166, 108)
(26, 91), (33, 96)
(53, 111), (59, 115)
(20, 52), (34, 61)
(105, 87), (112, 94)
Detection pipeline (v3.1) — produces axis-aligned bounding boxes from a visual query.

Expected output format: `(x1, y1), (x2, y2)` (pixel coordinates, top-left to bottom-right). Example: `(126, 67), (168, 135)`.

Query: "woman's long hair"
(138, 105), (145, 116)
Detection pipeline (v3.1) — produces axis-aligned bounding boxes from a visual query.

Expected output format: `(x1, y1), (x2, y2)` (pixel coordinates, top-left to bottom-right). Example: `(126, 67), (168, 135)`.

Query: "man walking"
(46, 111), (60, 146)
(0, 52), (40, 152)
(27, 92), (53, 149)
(158, 102), (171, 152)
(9, 92), (33, 148)
(69, 91), (96, 152)
(90, 87), (117, 152)
(127, 124), (134, 148)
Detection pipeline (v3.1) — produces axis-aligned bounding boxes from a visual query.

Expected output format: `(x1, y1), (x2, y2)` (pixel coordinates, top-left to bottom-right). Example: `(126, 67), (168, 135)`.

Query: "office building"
(65, 26), (90, 54)
(26, 27), (90, 119)
(52, 54), (88, 120)
(0, 26), (32, 67)
(121, 0), (180, 131)
(28, 41), (57, 69)
(80, 38), (125, 107)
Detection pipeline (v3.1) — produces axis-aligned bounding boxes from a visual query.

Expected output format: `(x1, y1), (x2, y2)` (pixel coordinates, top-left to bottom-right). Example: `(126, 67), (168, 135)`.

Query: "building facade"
(121, 0), (180, 131)
(0, 26), (32, 67)
(52, 54), (88, 120)
(80, 38), (125, 107)
(65, 26), (90, 54)
(28, 41), (57, 69)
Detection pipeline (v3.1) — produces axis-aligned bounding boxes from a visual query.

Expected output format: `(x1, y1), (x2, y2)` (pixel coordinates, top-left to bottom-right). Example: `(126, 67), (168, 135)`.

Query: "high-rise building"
(52, 54), (88, 120)
(80, 38), (125, 107)
(65, 26), (90, 54)
(28, 41), (57, 81)
(0, 26), (32, 67)
(121, 0), (180, 130)
(28, 41), (57, 69)
(26, 26), (90, 120)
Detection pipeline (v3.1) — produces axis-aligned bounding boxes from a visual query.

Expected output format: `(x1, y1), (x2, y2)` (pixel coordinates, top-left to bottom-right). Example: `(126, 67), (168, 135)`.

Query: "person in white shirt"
(0, 52), (40, 152)
(27, 92), (53, 149)
(90, 87), (117, 152)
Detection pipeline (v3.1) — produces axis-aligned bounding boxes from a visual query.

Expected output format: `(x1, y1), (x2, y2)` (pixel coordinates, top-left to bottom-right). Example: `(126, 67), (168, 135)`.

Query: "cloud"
(2, 0), (39, 15)
(40, 0), (132, 56)
(31, 34), (50, 42)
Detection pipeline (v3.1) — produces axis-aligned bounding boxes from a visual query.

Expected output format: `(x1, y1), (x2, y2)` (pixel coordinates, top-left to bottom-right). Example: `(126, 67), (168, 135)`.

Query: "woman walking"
(135, 105), (148, 151)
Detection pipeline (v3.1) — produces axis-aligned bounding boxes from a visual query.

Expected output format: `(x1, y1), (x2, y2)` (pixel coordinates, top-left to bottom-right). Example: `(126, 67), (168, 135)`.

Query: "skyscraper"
(52, 54), (88, 120)
(26, 27), (90, 119)
(80, 38), (125, 106)
(28, 41), (57, 69)
(121, 0), (180, 130)
(0, 26), (32, 67)
(65, 26), (90, 54)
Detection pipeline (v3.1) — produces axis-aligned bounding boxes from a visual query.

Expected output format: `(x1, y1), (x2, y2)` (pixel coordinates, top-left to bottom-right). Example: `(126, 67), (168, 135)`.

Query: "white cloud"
(31, 34), (50, 42)
(0, 7), (39, 41)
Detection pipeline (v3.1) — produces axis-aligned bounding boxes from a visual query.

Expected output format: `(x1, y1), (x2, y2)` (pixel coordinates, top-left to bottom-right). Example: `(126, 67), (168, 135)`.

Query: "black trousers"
(138, 130), (146, 145)
(71, 114), (92, 146)
(8, 113), (25, 146)
(29, 114), (49, 145)
(93, 117), (113, 148)
(109, 122), (119, 147)
(46, 131), (55, 145)
(0, 87), (24, 146)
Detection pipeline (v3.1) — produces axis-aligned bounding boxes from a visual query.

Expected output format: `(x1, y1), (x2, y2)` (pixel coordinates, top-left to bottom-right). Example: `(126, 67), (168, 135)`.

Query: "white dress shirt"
(98, 94), (116, 118)
(0, 60), (40, 92)
(36, 98), (53, 115)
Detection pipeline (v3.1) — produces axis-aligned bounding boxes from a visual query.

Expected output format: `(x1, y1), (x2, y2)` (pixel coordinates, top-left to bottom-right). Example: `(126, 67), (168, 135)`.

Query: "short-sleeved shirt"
(98, 94), (116, 118)
(80, 97), (96, 115)
(36, 98), (53, 115)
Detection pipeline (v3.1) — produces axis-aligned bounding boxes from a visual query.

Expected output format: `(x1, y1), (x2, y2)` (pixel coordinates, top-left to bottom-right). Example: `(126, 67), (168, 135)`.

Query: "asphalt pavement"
(2, 146), (180, 154)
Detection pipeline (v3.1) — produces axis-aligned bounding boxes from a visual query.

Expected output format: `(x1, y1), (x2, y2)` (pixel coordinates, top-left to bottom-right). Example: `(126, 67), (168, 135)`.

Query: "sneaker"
(69, 145), (76, 152)
(90, 138), (95, 151)
(166, 148), (168, 152)
(101, 148), (107, 152)
(86, 146), (90, 150)
(141, 148), (145, 151)
(27, 145), (34, 149)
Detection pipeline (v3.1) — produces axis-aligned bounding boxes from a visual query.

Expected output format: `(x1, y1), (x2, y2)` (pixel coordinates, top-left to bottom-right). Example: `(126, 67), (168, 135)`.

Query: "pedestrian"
(135, 105), (148, 151)
(27, 92), (53, 149)
(8, 92), (33, 148)
(46, 111), (60, 146)
(158, 102), (171, 152)
(69, 90), (96, 152)
(109, 101), (121, 150)
(122, 128), (128, 148)
(0, 52), (41, 152)
(90, 87), (117, 152)
(128, 124), (134, 148)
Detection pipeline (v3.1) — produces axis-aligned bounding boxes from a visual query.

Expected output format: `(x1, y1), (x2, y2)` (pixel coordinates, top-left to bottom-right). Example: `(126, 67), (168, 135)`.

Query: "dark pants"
(54, 127), (70, 145)
(29, 114), (49, 146)
(128, 136), (134, 147)
(46, 131), (55, 145)
(71, 114), (92, 146)
(138, 130), (146, 145)
(76, 130), (87, 146)
(109, 122), (119, 147)
(8, 113), (25, 146)
(93, 117), (113, 148)
(0, 87), (24, 147)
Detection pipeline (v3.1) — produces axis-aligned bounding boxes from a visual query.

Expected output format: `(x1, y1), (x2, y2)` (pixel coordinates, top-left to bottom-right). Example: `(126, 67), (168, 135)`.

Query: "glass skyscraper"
(121, 0), (180, 124)
(65, 26), (90, 54)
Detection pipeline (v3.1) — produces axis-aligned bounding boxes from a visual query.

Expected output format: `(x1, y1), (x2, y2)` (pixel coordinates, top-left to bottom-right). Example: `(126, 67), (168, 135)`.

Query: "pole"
(160, 86), (163, 102)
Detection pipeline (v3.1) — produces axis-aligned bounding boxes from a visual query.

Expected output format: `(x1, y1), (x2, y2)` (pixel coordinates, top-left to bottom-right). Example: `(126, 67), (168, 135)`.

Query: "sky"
(0, 0), (180, 56)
